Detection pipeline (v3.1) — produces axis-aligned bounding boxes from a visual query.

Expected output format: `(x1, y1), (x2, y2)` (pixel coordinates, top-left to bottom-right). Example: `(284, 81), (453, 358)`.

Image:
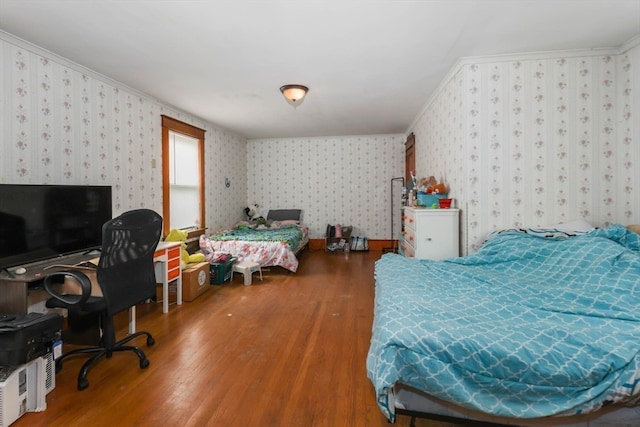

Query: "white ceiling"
(1, 1), (639, 139)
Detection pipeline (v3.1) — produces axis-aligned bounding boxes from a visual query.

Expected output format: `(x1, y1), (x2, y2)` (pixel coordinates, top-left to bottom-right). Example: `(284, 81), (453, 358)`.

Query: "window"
(168, 132), (199, 228)
(161, 115), (205, 236)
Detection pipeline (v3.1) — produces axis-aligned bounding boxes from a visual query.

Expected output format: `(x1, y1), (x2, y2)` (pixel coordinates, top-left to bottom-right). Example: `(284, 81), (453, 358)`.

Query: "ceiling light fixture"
(280, 84), (309, 108)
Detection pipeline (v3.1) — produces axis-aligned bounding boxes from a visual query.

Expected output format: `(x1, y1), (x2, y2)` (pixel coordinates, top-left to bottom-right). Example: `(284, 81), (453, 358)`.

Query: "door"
(405, 133), (415, 186)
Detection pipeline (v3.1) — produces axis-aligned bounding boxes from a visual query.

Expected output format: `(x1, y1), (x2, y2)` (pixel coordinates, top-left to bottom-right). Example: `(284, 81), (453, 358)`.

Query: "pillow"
(267, 209), (301, 222)
(546, 219), (595, 233)
(628, 224), (640, 235)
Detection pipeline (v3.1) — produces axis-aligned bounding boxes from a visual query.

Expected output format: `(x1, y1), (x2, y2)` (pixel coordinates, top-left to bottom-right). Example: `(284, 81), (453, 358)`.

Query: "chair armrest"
(44, 270), (93, 306)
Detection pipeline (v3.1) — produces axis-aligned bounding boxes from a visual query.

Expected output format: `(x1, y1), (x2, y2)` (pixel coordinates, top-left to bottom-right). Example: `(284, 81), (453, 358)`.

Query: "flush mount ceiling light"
(280, 84), (309, 108)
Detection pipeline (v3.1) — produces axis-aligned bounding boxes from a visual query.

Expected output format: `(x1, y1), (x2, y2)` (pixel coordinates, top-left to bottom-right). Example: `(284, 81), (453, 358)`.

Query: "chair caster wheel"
(78, 378), (89, 391)
(140, 358), (150, 369)
(147, 336), (155, 346)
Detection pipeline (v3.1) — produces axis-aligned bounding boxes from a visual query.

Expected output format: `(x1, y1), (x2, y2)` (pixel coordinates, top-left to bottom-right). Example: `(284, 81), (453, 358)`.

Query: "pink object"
(335, 224), (342, 238)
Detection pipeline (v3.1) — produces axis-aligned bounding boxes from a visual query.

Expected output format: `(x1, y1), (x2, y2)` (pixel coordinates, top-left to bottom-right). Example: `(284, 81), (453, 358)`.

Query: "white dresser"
(400, 207), (460, 260)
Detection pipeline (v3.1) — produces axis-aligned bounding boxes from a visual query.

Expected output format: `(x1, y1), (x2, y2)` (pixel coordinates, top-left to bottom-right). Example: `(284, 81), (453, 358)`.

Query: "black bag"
(0, 312), (63, 366)
(325, 224), (335, 238)
(350, 236), (369, 251)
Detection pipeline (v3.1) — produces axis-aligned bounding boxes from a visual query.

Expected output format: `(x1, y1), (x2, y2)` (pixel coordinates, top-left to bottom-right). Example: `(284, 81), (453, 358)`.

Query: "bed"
(199, 209), (309, 272)
(367, 224), (640, 426)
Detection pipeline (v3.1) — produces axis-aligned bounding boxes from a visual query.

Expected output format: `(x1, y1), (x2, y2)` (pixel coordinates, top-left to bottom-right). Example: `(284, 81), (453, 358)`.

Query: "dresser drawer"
(168, 257), (181, 271)
(400, 240), (415, 258)
(403, 227), (416, 247)
(403, 209), (415, 227)
(168, 267), (181, 281)
(401, 207), (460, 260)
(168, 246), (181, 259)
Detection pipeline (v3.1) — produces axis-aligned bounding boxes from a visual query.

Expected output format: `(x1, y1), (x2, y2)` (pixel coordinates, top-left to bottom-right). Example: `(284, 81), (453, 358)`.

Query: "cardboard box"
(156, 281), (177, 304)
(182, 262), (210, 301)
(61, 267), (102, 297)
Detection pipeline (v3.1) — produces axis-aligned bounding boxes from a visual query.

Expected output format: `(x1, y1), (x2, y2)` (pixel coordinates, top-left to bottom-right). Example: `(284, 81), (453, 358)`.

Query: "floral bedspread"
(199, 224), (308, 272)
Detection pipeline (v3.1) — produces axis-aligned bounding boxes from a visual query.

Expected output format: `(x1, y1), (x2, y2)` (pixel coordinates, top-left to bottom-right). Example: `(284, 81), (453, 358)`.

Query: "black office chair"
(43, 208), (162, 390)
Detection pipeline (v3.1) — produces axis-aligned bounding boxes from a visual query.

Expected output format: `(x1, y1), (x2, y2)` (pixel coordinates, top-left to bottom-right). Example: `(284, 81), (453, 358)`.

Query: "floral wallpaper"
(247, 135), (405, 239)
(0, 30), (404, 242)
(3, 28), (638, 252)
(412, 41), (640, 254)
(0, 32), (247, 234)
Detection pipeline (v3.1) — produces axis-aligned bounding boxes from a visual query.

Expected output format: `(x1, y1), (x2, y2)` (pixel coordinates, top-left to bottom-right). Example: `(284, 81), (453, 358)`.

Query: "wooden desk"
(126, 241), (182, 333)
(0, 241), (183, 321)
(153, 241), (182, 313)
(0, 252), (98, 314)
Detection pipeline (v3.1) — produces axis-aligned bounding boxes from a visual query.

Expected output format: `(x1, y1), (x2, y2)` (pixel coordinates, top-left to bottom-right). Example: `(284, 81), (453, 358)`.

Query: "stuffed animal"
(433, 182), (448, 195)
(253, 217), (270, 228)
(417, 176), (449, 195)
(165, 228), (205, 269)
(244, 204), (262, 220)
(244, 204), (272, 228)
(418, 176), (438, 193)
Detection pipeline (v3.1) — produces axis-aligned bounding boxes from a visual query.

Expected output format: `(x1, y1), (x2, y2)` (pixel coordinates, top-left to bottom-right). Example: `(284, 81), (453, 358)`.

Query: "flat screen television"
(0, 184), (112, 270)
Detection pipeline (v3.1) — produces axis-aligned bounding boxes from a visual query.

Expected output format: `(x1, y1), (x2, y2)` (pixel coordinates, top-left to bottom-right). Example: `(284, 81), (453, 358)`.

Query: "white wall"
(411, 40), (640, 254)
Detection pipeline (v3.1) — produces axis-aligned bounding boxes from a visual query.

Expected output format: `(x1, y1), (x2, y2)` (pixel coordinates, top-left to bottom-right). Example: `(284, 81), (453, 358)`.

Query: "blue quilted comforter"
(367, 224), (640, 421)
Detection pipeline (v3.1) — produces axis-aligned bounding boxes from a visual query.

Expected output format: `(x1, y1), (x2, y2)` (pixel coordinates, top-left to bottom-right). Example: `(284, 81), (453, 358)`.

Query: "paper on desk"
(43, 257), (99, 270)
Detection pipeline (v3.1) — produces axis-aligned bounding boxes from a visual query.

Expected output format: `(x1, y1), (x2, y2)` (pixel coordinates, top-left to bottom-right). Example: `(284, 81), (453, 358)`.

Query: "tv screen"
(0, 184), (112, 270)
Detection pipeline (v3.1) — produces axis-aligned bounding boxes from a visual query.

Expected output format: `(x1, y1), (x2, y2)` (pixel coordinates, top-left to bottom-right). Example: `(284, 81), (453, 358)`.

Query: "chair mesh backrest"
(97, 209), (162, 315)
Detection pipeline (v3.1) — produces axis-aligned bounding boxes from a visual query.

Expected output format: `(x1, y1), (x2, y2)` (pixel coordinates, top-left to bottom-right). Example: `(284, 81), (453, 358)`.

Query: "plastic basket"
(417, 193), (439, 208)
(209, 259), (235, 284)
(417, 192), (450, 208)
(438, 198), (452, 208)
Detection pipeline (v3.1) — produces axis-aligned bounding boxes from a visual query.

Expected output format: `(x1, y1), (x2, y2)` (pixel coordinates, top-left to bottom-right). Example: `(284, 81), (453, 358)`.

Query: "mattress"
(393, 384), (640, 427)
(199, 223), (308, 272)
(367, 224), (640, 422)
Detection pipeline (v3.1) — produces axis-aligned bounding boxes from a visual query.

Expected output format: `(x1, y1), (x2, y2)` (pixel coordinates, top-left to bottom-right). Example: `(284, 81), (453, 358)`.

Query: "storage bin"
(325, 225), (353, 253)
(417, 193), (439, 208)
(438, 198), (452, 209)
(209, 259), (235, 284)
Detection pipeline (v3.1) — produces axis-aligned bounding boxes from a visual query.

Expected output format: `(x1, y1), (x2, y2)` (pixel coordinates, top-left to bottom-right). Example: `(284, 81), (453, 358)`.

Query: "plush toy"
(418, 176), (438, 193)
(244, 204), (262, 220)
(416, 176), (448, 197)
(244, 205), (271, 228)
(433, 182), (448, 195)
(253, 217), (270, 228)
(165, 228), (205, 269)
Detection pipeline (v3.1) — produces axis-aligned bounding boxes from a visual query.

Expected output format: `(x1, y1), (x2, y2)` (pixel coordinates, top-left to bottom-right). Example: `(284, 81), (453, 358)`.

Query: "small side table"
(232, 261), (263, 285)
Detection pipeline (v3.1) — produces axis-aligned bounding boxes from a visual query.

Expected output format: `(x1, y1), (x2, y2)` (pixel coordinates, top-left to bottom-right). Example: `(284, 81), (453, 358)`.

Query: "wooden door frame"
(405, 132), (415, 186)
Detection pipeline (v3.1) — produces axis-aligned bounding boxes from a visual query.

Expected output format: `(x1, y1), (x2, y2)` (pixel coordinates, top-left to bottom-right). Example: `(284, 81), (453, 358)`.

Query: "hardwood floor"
(16, 250), (453, 427)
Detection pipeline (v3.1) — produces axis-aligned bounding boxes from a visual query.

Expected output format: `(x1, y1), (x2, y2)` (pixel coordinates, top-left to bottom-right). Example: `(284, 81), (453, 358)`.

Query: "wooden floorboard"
(15, 249), (453, 427)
